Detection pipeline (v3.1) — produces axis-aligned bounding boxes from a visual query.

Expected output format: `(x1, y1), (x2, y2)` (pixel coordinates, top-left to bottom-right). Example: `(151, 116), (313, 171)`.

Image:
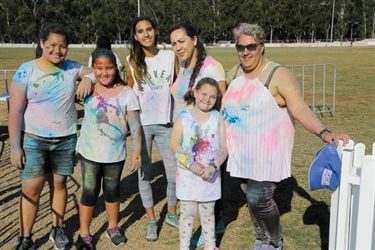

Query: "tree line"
(0, 0), (374, 45)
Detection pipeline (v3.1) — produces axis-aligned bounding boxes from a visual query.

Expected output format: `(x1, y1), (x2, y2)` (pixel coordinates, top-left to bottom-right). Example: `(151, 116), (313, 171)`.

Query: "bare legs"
(19, 172), (68, 237)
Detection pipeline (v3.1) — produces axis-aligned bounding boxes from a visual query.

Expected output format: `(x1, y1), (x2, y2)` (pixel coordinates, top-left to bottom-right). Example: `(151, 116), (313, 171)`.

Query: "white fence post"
(329, 140), (354, 250)
(355, 155), (375, 248)
(329, 140), (375, 249)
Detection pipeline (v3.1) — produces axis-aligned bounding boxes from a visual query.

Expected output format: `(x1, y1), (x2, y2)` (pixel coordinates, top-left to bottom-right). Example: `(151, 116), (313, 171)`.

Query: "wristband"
(82, 72), (97, 84)
(318, 128), (331, 138)
(175, 150), (194, 170)
(211, 161), (219, 171)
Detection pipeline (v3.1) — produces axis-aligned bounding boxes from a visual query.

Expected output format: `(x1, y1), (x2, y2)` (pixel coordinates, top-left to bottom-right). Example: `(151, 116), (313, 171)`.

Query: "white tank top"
(176, 109), (221, 201)
(222, 63), (295, 182)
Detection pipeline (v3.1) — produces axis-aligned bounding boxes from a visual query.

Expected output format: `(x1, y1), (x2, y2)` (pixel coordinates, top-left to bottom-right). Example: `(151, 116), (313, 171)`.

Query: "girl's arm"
(200, 114), (228, 180)
(125, 60), (135, 88)
(127, 110), (142, 172)
(170, 117), (204, 175)
(214, 114), (228, 167)
(8, 80), (27, 169)
(76, 66), (95, 99)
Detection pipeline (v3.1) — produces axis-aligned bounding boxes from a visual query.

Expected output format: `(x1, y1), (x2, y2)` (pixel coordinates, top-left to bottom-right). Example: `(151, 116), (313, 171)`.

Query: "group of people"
(9, 17), (350, 250)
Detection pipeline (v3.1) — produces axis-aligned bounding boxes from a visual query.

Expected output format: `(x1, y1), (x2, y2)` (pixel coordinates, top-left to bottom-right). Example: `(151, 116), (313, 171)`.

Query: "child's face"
(41, 33), (68, 65)
(194, 84), (217, 112)
(93, 57), (116, 86)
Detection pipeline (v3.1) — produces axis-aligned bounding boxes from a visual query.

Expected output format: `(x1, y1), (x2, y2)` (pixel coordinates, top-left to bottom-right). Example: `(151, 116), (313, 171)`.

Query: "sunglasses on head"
(235, 42), (263, 52)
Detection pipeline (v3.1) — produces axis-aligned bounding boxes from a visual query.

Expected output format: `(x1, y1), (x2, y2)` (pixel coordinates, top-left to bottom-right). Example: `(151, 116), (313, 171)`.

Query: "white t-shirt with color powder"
(12, 59), (83, 137)
(126, 50), (175, 125)
(76, 86), (140, 163)
(176, 109), (221, 202)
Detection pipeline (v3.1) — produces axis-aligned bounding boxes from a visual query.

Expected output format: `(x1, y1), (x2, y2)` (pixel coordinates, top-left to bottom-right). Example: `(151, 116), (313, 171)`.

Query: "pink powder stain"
(193, 140), (211, 163)
(242, 84), (257, 100)
(259, 126), (280, 148)
(224, 80), (256, 105)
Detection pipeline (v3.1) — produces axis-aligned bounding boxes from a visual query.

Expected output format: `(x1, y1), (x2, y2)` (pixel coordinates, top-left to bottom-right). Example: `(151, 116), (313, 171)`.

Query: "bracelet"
(318, 128), (331, 138)
(211, 161), (219, 171)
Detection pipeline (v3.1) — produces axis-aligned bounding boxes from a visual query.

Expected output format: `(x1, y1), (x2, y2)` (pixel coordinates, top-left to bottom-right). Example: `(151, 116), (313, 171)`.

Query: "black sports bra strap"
(265, 65), (282, 89)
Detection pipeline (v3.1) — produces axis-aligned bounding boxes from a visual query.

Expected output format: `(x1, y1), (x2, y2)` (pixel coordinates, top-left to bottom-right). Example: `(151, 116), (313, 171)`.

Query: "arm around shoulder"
(77, 66), (95, 99)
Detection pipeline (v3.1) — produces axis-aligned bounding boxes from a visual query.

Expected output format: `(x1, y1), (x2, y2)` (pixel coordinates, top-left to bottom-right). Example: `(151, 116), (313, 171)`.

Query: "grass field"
(0, 46), (374, 250)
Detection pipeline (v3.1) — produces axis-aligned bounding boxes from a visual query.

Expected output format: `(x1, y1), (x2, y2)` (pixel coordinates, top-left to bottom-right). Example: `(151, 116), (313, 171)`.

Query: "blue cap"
(308, 142), (341, 191)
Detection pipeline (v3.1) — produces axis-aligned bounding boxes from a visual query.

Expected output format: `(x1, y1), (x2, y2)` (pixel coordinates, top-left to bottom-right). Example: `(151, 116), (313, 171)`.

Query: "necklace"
(245, 58), (270, 79)
(258, 61), (271, 77)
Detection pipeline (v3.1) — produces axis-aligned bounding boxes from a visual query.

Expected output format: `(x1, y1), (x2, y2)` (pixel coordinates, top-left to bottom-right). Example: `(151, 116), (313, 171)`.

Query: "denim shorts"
(20, 132), (77, 179)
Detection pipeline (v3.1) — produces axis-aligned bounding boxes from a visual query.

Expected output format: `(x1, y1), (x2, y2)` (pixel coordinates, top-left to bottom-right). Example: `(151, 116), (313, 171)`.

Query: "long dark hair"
(169, 21), (207, 104)
(91, 48), (125, 86)
(35, 23), (69, 58)
(128, 16), (158, 90)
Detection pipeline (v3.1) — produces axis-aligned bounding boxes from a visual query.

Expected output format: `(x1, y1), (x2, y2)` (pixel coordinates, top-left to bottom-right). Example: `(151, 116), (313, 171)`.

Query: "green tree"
(0, 0), (373, 44)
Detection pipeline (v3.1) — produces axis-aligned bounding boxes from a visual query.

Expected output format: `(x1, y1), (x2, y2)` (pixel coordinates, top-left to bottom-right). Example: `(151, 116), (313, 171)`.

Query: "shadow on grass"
(191, 175), (330, 250)
(275, 176), (330, 250)
(66, 159), (169, 247)
(0, 128), (8, 159)
(190, 167), (246, 249)
(4, 156), (169, 248)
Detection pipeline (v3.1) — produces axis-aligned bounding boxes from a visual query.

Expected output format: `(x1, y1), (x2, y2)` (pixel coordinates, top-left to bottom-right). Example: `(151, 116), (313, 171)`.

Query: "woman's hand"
(321, 131), (351, 146)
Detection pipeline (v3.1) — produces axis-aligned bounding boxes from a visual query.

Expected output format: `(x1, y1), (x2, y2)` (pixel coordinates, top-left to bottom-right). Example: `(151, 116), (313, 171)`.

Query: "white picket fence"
(329, 140), (375, 249)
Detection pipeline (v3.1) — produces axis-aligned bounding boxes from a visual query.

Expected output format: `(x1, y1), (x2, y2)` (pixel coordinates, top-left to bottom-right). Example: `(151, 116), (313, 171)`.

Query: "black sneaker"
(77, 234), (94, 250)
(106, 226), (126, 247)
(49, 225), (70, 250)
(13, 236), (35, 250)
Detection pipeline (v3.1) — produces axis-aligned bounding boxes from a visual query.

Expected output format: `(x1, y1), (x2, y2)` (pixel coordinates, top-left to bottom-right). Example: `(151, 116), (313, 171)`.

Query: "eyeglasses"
(235, 43), (262, 52)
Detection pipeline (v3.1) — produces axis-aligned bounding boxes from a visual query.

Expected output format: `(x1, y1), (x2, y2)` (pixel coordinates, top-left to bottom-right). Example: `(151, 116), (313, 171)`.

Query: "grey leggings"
(138, 124), (177, 208)
(242, 178), (282, 246)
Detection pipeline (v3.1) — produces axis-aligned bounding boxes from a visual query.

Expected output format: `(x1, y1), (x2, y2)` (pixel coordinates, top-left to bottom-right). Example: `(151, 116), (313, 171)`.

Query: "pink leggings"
(179, 200), (216, 250)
